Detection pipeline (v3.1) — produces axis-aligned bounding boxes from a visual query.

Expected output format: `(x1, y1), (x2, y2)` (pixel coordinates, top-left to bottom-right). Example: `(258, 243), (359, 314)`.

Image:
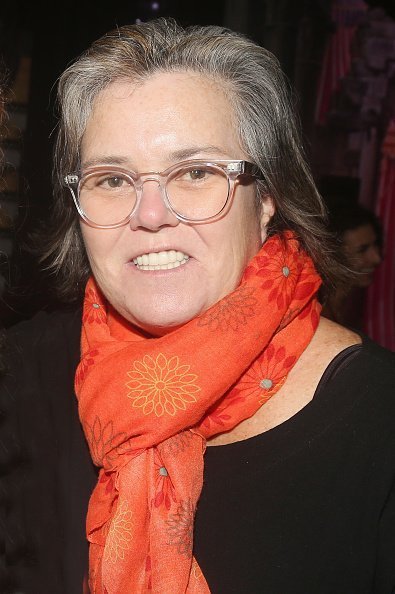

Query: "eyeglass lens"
(78, 163), (230, 225)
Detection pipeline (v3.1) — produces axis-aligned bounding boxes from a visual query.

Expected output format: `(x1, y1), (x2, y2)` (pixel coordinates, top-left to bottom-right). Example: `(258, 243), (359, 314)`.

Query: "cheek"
(238, 203), (263, 259)
(215, 208), (261, 278)
(351, 252), (363, 265)
(80, 225), (120, 269)
(80, 228), (129, 301)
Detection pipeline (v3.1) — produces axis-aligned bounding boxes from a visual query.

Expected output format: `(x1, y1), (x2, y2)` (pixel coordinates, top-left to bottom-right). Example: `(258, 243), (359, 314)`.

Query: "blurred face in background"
(342, 223), (382, 287)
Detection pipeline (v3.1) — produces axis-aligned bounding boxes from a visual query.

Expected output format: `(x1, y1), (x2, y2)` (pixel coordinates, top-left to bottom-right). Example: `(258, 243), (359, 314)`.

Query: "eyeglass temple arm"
(64, 174), (79, 187)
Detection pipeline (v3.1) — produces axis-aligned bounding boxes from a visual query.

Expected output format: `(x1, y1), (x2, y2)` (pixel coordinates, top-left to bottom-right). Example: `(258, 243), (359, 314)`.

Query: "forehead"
(343, 224), (377, 249)
(81, 71), (243, 165)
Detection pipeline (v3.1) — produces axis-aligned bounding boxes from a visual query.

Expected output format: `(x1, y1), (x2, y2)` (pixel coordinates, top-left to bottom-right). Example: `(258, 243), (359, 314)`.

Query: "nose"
(128, 179), (179, 231)
(367, 245), (382, 267)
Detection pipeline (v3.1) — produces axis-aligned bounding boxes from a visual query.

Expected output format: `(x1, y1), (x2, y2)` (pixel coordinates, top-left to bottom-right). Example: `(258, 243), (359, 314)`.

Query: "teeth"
(133, 250), (189, 270)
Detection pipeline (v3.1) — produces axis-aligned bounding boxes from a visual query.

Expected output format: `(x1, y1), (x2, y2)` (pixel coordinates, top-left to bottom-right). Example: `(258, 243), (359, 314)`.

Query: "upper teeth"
(133, 250), (189, 270)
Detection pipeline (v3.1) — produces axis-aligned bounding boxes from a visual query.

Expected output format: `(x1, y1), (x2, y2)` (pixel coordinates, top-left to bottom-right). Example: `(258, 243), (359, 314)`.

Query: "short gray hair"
(43, 17), (345, 300)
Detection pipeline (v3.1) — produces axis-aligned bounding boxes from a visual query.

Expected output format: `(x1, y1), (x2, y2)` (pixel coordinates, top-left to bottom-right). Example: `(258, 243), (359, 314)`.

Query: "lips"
(132, 250), (190, 270)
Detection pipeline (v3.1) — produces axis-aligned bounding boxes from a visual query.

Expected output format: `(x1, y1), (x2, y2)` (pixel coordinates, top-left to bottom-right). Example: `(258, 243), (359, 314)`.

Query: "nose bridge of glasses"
(127, 170), (180, 228)
(132, 172), (174, 222)
(135, 171), (167, 194)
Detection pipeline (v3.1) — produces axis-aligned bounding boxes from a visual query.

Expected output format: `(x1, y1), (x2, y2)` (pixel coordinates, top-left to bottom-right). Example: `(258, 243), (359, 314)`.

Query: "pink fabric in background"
(315, 0), (368, 125)
(364, 119), (395, 350)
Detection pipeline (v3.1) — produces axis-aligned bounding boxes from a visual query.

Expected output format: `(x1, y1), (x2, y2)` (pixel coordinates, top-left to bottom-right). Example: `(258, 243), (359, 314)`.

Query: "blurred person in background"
(322, 202), (383, 330)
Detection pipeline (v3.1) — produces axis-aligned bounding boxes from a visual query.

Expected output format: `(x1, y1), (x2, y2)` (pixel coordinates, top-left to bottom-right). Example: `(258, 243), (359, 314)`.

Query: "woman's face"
(80, 72), (273, 335)
(342, 224), (382, 287)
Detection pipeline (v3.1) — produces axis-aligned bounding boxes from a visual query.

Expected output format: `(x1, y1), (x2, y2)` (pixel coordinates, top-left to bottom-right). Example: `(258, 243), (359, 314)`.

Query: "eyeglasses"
(64, 159), (259, 228)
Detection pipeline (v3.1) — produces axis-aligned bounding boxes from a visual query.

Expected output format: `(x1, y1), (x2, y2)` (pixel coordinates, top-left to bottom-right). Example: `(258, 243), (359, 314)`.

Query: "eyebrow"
(81, 145), (232, 170)
(170, 145), (231, 161)
(82, 155), (130, 169)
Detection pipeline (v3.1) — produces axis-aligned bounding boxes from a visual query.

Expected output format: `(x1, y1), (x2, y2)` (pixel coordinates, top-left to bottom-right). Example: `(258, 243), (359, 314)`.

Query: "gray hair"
(44, 17), (345, 299)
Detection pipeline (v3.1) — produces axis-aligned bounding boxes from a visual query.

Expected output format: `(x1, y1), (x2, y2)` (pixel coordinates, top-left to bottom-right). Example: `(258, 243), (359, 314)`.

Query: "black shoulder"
(332, 337), (395, 418)
(357, 337), (395, 380)
(0, 307), (88, 594)
(5, 307), (82, 351)
(0, 308), (82, 391)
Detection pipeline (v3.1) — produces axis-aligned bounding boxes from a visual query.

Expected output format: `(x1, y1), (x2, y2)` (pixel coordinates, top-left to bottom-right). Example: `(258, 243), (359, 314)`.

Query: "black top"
(1, 308), (97, 594)
(1, 309), (395, 594)
(194, 343), (395, 593)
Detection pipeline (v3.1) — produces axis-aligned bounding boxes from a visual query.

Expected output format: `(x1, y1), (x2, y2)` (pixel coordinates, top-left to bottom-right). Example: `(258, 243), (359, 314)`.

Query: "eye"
(104, 175), (125, 188)
(188, 168), (207, 181)
(174, 165), (216, 184)
(91, 173), (132, 191)
(82, 171), (134, 195)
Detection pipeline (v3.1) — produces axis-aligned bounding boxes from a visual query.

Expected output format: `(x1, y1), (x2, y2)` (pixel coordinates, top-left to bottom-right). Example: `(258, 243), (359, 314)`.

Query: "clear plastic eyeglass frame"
(64, 159), (259, 228)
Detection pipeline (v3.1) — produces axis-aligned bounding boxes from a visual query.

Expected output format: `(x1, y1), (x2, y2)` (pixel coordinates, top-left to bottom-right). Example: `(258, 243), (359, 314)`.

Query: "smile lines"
(133, 250), (190, 271)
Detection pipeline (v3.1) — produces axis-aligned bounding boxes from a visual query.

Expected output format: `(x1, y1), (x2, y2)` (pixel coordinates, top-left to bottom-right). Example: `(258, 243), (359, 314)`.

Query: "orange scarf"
(76, 231), (322, 593)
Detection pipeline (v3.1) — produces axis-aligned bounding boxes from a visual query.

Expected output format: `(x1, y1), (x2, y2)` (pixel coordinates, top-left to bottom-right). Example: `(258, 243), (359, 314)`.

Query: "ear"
(259, 195), (275, 242)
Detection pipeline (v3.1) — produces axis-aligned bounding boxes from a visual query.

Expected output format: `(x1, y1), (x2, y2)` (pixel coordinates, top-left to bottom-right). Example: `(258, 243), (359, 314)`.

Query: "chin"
(127, 286), (211, 333)
(139, 321), (187, 337)
(120, 303), (204, 336)
(130, 315), (194, 337)
(356, 273), (374, 288)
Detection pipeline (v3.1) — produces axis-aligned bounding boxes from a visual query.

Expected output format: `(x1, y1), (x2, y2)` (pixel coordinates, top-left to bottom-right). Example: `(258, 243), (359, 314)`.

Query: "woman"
(321, 202), (383, 330)
(2, 17), (395, 594)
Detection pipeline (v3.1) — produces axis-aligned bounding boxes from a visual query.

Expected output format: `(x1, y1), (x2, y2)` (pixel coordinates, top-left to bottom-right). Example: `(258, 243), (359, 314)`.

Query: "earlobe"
(259, 195), (275, 242)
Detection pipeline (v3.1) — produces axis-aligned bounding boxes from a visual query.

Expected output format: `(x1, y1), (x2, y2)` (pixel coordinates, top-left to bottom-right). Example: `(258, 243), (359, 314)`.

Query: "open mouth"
(133, 250), (190, 271)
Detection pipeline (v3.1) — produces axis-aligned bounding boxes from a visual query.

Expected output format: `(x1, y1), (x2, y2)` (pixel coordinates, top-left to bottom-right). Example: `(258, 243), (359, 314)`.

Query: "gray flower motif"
(159, 430), (195, 458)
(166, 498), (195, 556)
(197, 286), (257, 332)
(85, 416), (130, 469)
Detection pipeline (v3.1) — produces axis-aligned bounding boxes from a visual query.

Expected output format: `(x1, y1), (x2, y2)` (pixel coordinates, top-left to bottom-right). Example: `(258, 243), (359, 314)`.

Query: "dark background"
(0, 0), (394, 325)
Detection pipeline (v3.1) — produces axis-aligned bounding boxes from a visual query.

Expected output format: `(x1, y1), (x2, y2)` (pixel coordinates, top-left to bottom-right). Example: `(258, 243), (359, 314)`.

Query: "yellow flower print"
(104, 499), (133, 563)
(192, 558), (203, 580)
(126, 353), (201, 417)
